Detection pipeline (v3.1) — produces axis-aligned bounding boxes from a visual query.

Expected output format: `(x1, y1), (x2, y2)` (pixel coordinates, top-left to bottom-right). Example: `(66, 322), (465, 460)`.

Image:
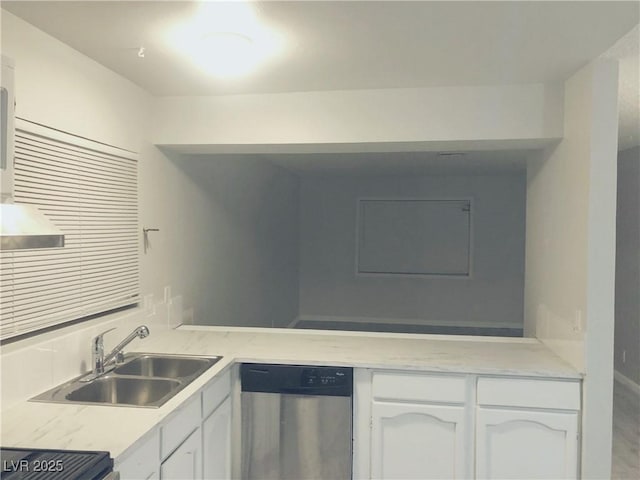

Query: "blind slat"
(2, 123), (140, 340)
(7, 284), (140, 321)
(6, 281), (140, 312)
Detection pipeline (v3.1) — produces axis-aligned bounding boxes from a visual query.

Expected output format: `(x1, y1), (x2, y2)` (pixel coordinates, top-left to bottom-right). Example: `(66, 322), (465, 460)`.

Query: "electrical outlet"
(163, 285), (172, 304)
(143, 294), (154, 311)
(622, 350), (627, 363)
(183, 308), (194, 325)
(573, 309), (584, 333)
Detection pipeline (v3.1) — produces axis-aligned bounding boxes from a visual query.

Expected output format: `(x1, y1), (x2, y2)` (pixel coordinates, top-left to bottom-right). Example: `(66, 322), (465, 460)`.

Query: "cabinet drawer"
(116, 430), (160, 480)
(161, 427), (202, 480)
(202, 370), (231, 418)
(372, 371), (467, 404)
(161, 396), (200, 459)
(477, 377), (580, 410)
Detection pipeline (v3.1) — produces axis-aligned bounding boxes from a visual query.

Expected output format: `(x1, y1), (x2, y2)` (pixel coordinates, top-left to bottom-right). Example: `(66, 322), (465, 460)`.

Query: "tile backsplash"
(0, 296), (183, 409)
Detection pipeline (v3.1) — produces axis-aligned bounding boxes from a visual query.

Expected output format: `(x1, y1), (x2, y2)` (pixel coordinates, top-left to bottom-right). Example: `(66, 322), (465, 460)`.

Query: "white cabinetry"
(115, 369), (232, 480)
(161, 428), (203, 480)
(475, 377), (580, 480)
(202, 370), (232, 480)
(371, 402), (468, 479)
(476, 408), (578, 479)
(161, 396), (201, 459)
(355, 369), (581, 480)
(116, 430), (160, 480)
(357, 370), (472, 479)
(202, 396), (232, 479)
(160, 395), (202, 479)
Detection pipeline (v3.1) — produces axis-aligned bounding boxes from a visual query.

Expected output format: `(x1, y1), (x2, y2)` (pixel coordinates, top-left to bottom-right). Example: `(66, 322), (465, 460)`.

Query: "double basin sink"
(32, 354), (221, 408)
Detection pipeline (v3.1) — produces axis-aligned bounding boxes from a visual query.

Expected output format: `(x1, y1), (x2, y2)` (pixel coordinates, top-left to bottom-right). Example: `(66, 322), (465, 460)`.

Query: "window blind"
(0, 119), (139, 340)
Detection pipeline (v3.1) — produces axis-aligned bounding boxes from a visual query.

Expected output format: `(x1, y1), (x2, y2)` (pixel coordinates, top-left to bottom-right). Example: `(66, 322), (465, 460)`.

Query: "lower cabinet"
(475, 408), (579, 480)
(161, 428), (203, 480)
(355, 369), (581, 480)
(371, 402), (468, 479)
(115, 430), (160, 480)
(475, 376), (580, 480)
(202, 396), (232, 479)
(115, 369), (232, 480)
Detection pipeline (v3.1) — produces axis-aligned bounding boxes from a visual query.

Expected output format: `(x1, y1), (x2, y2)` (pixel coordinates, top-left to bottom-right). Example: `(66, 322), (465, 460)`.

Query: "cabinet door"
(202, 395), (231, 480)
(476, 408), (578, 479)
(116, 431), (160, 480)
(161, 428), (202, 480)
(371, 402), (468, 479)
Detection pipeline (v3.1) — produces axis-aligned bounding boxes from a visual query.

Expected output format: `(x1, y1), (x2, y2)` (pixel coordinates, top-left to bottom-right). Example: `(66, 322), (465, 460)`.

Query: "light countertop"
(0, 327), (580, 460)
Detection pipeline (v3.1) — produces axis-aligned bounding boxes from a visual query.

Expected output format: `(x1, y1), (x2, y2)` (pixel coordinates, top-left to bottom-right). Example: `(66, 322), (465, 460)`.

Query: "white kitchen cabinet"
(356, 370), (472, 479)
(202, 396), (232, 479)
(475, 377), (580, 480)
(116, 430), (160, 480)
(475, 408), (579, 479)
(355, 369), (581, 480)
(371, 402), (468, 479)
(115, 368), (233, 480)
(161, 396), (201, 459)
(161, 428), (203, 480)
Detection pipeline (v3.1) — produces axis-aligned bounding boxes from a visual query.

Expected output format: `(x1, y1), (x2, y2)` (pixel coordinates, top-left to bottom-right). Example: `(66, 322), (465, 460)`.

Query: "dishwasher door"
(241, 364), (353, 480)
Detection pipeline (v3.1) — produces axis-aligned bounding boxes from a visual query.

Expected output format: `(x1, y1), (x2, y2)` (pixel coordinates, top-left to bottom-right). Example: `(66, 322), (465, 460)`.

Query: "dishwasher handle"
(277, 385), (352, 397)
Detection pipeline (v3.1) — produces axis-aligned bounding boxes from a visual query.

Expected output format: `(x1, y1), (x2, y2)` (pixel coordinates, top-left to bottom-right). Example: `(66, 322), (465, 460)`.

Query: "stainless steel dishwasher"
(241, 363), (353, 480)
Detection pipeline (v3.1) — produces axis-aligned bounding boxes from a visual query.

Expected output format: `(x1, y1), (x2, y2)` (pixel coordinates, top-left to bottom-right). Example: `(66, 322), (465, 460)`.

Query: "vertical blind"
(0, 119), (139, 340)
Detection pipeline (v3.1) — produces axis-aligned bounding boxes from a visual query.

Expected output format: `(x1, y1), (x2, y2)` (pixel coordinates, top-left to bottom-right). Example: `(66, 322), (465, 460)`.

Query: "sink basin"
(114, 354), (218, 379)
(31, 353), (222, 408)
(66, 376), (180, 407)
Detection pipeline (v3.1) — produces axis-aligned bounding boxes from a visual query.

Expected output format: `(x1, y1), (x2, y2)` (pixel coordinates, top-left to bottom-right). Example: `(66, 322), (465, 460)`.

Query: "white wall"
(152, 83), (563, 149)
(163, 154), (299, 328)
(1, 10), (166, 302)
(524, 59), (619, 479)
(0, 301), (176, 409)
(0, 10), (149, 153)
(299, 173), (526, 327)
(0, 10), (300, 335)
(614, 146), (640, 385)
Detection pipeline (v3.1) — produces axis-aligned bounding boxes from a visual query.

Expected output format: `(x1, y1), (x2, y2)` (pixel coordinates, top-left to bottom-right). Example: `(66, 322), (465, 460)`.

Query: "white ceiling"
(3, 1), (638, 96)
(2, 1), (639, 153)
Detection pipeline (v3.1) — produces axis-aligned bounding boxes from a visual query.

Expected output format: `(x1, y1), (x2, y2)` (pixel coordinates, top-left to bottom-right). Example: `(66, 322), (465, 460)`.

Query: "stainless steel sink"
(66, 376), (181, 407)
(114, 354), (215, 379)
(31, 353), (222, 408)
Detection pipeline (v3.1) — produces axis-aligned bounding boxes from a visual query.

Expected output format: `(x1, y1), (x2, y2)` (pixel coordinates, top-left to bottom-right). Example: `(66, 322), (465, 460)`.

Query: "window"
(357, 199), (472, 276)
(0, 119), (139, 340)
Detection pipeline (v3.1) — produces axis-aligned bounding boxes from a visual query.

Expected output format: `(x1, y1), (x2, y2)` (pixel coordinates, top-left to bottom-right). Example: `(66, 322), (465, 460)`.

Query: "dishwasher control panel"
(241, 364), (353, 396)
(301, 368), (348, 387)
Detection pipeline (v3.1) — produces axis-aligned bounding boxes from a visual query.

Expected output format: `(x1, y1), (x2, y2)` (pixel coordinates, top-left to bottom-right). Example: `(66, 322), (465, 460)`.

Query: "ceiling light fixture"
(166, 1), (284, 78)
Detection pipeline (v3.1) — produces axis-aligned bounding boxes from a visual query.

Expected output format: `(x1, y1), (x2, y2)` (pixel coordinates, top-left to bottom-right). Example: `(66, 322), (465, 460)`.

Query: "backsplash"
(0, 296), (184, 408)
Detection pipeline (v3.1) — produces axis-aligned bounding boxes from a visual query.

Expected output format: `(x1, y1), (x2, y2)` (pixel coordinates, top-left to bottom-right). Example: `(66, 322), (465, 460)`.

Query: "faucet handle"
(89, 327), (116, 378)
(94, 327), (117, 341)
(92, 327), (116, 352)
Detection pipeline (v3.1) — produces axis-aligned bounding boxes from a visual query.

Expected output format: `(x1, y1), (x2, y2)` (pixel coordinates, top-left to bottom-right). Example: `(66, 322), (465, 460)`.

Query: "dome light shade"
(166, 2), (284, 78)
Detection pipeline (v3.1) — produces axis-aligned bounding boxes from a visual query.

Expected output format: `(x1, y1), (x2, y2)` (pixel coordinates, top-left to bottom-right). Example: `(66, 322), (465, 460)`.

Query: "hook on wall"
(143, 227), (160, 254)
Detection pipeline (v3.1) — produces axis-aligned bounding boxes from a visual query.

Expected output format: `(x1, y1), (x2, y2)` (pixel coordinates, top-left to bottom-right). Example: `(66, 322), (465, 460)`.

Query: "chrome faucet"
(82, 325), (150, 381)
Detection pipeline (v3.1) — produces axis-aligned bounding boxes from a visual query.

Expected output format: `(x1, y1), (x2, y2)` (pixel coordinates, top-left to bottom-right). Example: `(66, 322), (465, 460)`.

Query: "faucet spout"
(103, 325), (150, 367)
(82, 325), (150, 382)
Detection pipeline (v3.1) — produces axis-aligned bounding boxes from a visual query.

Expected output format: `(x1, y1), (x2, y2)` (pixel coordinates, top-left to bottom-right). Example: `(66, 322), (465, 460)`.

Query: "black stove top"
(1, 447), (113, 480)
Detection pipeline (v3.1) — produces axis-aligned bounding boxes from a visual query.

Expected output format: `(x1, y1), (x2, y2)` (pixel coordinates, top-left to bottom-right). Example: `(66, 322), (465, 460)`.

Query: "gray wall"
(615, 146), (640, 384)
(169, 155), (300, 328)
(299, 174), (526, 327)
